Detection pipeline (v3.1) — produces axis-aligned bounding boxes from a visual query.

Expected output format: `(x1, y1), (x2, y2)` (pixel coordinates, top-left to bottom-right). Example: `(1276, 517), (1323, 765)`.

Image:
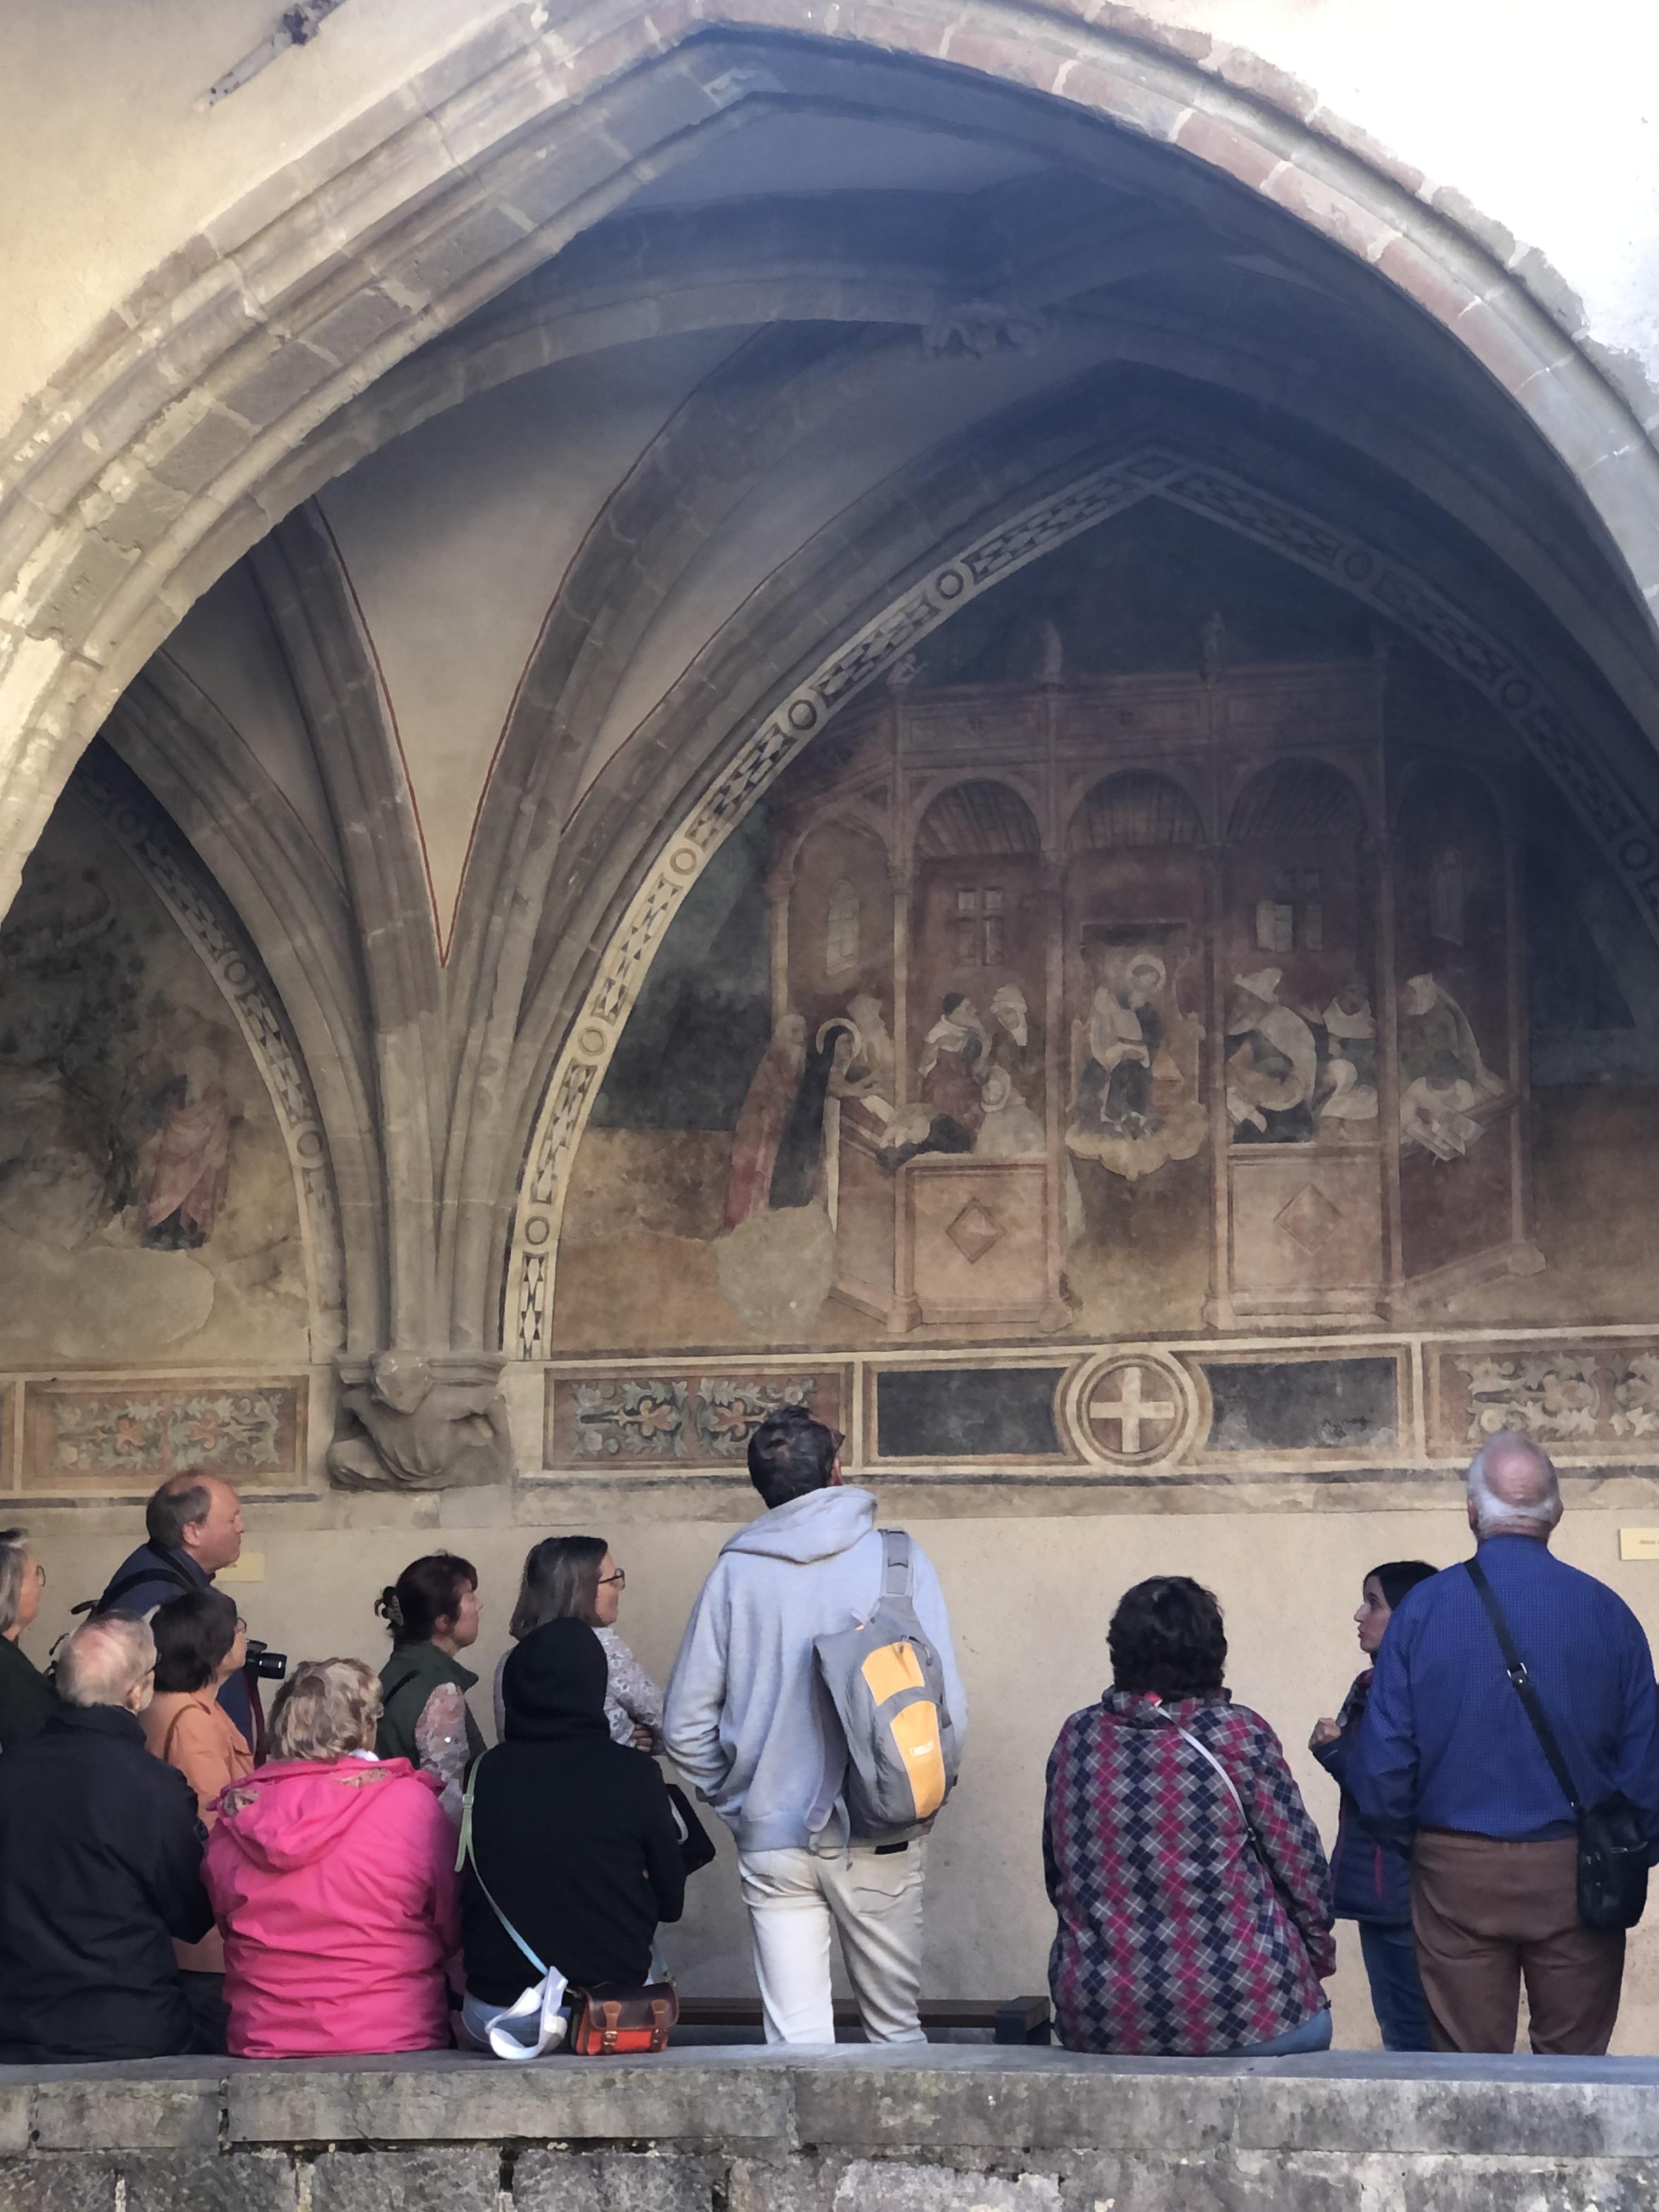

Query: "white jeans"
(737, 1841), (928, 2046)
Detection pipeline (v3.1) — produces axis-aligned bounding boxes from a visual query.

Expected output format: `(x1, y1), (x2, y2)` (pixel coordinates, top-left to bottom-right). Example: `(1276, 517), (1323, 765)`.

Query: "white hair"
(1467, 1434), (1561, 1539)
(56, 1614), (155, 1708)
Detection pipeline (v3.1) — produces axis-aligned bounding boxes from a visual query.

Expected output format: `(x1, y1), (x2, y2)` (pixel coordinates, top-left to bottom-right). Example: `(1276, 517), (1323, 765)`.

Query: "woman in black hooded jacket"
(460, 1617), (686, 2022)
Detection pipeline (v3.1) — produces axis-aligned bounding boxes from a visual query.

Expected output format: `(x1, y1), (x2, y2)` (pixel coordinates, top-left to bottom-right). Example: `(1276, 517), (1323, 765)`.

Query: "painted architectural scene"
(556, 509), (1659, 1355)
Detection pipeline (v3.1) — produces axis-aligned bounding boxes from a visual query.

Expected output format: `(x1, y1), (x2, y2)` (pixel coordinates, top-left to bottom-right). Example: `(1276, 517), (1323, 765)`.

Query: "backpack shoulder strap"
(456, 1750), (550, 1980)
(1464, 1557), (1583, 1816)
(79, 1547), (195, 1618)
(878, 1529), (913, 1600)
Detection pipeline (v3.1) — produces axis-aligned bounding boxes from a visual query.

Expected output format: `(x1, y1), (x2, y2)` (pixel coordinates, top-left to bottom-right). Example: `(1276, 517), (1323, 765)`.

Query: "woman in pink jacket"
(204, 1657), (459, 2058)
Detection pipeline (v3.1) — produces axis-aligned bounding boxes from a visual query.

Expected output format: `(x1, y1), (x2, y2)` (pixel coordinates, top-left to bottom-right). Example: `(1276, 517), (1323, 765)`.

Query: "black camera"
(244, 1639), (287, 1681)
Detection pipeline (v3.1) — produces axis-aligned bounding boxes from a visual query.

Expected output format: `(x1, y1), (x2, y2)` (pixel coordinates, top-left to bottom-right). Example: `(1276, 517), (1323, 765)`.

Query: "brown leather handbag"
(565, 1981), (678, 2055)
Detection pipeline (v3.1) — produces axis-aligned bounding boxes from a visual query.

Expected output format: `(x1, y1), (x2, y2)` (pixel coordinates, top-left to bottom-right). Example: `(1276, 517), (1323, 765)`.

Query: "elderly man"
(95, 1468), (251, 1735)
(1347, 1432), (1659, 2053)
(0, 1613), (215, 2061)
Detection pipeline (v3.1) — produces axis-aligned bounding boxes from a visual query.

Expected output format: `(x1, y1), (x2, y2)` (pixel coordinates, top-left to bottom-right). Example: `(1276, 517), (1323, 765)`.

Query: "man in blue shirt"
(1347, 1432), (1659, 2053)
(94, 1472), (252, 1740)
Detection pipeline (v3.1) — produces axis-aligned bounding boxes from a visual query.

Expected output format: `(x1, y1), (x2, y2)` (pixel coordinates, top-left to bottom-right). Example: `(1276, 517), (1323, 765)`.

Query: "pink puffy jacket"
(203, 1757), (460, 2058)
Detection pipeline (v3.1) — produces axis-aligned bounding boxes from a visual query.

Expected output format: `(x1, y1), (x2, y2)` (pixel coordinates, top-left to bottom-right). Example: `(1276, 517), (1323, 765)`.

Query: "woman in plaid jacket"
(1043, 1576), (1336, 2056)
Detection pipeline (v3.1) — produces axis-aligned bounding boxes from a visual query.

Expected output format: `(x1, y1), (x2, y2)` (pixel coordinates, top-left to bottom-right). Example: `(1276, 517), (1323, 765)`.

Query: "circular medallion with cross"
(1068, 1351), (1197, 1469)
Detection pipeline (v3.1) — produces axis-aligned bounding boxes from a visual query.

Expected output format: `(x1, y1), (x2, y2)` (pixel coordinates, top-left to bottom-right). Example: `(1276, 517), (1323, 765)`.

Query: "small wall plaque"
(1618, 1528), (1659, 1561)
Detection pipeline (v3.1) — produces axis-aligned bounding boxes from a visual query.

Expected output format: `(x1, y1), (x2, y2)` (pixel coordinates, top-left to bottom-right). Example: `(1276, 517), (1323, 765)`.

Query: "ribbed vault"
(9, 7), (1659, 1365)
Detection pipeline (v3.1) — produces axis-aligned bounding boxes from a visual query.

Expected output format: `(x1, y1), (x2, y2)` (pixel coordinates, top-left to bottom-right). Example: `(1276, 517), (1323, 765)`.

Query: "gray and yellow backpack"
(808, 1530), (961, 1849)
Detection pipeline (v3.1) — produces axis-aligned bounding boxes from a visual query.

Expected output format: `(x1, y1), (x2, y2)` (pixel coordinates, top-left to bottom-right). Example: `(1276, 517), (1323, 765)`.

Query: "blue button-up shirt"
(1346, 1535), (1659, 1848)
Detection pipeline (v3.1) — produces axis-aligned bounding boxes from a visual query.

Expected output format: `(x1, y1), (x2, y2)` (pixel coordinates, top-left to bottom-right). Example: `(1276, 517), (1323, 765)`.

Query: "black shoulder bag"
(1464, 1558), (1649, 1932)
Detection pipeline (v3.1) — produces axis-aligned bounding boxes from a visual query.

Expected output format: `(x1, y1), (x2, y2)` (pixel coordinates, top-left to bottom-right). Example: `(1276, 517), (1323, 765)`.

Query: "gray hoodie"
(663, 1486), (967, 1853)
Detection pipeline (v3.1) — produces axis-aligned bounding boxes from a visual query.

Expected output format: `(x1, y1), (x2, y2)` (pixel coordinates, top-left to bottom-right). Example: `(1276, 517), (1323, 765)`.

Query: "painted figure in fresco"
(327, 1351), (513, 1491)
(974, 1065), (1045, 1157)
(1077, 954), (1165, 1140)
(1065, 948), (1207, 1183)
(917, 995), (988, 1146)
(138, 1038), (235, 1250)
(1397, 973), (1503, 1158)
(1316, 983), (1379, 1127)
(819, 998), (901, 1223)
(988, 983), (1046, 1120)
(842, 994), (896, 1102)
(1226, 968), (1319, 1144)
(723, 1013), (808, 1229)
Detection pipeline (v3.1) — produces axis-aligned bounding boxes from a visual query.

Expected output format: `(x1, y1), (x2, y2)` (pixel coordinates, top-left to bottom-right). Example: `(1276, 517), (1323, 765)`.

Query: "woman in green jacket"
(375, 1553), (486, 1774)
(0, 1528), (56, 1750)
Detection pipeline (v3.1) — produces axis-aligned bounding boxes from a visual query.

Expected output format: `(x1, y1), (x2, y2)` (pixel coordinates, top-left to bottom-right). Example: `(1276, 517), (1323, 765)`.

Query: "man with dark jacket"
(1347, 1432), (1659, 2055)
(94, 1469), (252, 1737)
(0, 1613), (216, 2061)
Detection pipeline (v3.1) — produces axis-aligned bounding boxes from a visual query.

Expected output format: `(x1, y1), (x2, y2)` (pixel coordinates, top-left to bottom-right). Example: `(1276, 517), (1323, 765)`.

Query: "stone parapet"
(2, 2048), (1659, 2211)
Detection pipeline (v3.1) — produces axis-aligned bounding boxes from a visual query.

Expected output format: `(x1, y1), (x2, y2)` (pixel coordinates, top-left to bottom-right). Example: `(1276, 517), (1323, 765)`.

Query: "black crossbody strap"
(1464, 1558), (1583, 1818)
(73, 1547), (196, 1618)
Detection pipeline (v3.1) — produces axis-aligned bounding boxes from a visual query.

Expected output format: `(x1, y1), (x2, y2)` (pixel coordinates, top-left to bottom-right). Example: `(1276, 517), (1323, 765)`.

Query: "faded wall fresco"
(0, 796), (309, 1367)
(552, 513), (1659, 1485)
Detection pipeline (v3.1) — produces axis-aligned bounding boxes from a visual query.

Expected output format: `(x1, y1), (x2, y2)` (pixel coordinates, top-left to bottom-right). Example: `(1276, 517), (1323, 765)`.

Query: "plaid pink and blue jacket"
(1043, 1687), (1335, 2055)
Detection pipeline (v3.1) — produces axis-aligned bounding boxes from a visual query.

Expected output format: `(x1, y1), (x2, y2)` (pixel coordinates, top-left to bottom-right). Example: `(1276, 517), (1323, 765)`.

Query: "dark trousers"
(1357, 1920), (1434, 2052)
(1412, 1830), (1624, 2055)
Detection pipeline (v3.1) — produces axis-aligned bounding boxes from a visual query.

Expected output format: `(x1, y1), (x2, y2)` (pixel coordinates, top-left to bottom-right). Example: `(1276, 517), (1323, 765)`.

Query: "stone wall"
(5, 2049), (1659, 2212)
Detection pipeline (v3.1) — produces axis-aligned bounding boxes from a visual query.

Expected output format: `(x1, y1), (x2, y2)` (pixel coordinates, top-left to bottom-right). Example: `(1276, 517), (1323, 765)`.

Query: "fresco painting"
(0, 798), (310, 1365)
(555, 520), (1659, 1360)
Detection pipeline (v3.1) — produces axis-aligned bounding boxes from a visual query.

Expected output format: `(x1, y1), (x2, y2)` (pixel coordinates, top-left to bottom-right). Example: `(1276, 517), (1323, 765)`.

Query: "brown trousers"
(1411, 1830), (1624, 2055)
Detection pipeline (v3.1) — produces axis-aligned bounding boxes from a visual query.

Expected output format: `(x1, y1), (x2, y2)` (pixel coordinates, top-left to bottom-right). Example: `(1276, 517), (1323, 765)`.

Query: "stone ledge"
(0, 2049), (1655, 2158)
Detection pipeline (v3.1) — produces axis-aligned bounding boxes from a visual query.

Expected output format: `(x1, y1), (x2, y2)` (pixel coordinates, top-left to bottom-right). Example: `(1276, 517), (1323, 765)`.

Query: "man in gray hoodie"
(664, 1407), (966, 2045)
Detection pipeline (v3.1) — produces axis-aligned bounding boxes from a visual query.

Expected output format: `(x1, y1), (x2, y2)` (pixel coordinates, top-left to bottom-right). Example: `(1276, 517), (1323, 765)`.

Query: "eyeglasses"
(597, 1568), (626, 1589)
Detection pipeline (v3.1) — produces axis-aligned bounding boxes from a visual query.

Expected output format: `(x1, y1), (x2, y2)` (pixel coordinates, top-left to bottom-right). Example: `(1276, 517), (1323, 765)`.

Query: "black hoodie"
(462, 1619), (686, 2003)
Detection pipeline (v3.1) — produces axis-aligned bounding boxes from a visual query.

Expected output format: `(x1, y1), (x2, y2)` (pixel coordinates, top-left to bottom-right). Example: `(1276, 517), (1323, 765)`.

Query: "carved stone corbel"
(326, 1351), (514, 1491)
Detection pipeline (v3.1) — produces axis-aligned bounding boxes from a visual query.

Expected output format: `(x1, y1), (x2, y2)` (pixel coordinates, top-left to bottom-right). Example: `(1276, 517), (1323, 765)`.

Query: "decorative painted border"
(531, 1324), (1659, 1489)
(72, 757), (345, 1353)
(506, 447), (1659, 1358)
(15, 1374), (309, 1493)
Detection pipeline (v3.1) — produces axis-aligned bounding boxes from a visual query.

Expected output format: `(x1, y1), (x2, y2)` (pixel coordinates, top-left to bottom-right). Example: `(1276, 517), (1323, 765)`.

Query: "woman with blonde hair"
(204, 1657), (459, 2058)
(0, 1528), (54, 1749)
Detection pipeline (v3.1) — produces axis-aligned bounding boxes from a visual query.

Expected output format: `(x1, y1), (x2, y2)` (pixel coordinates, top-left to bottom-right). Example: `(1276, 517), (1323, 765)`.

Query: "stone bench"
(3, 2046), (1659, 2211)
(674, 1994), (1053, 2044)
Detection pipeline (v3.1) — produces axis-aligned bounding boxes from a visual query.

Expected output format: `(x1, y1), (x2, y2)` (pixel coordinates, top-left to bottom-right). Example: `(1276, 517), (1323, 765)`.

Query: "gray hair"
(0, 1530), (29, 1638)
(56, 1614), (155, 1708)
(1467, 1432), (1562, 1538)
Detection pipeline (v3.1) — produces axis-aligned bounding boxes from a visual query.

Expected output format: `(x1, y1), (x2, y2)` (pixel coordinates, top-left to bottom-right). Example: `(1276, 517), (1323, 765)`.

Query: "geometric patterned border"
(72, 751), (345, 1352)
(505, 447), (1659, 1358)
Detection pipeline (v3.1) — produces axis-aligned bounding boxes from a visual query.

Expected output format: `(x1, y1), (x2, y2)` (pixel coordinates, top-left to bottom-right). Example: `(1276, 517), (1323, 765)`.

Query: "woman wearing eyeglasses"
(493, 1537), (664, 1754)
(0, 1530), (55, 1750)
